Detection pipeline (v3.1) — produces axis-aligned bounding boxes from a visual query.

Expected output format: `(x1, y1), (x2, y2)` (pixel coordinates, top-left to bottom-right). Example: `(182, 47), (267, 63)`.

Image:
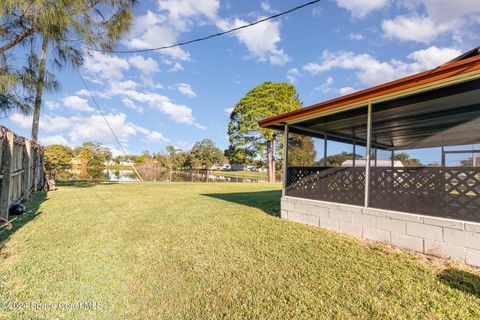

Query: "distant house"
(229, 164), (247, 171)
(341, 160), (403, 167)
(212, 164), (261, 171)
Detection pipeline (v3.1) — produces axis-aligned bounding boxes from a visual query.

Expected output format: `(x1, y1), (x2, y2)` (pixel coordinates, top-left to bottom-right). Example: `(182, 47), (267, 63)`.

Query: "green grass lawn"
(211, 170), (271, 180)
(0, 182), (479, 319)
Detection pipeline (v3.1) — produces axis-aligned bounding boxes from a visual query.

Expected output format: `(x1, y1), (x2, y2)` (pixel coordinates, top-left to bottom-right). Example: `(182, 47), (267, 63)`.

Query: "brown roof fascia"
(259, 55), (480, 128)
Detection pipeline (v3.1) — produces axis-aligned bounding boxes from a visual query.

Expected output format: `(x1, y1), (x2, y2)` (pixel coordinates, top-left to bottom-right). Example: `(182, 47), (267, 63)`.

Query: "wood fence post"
(33, 146), (38, 192)
(0, 132), (14, 220)
(39, 146), (45, 190)
(23, 140), (32, 201)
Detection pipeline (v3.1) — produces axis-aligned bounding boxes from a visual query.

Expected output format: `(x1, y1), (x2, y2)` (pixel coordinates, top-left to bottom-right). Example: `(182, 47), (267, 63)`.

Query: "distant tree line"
(44, 139), (227, 179)
(137, 139), (225, 172)
(45, 142), (112, 179)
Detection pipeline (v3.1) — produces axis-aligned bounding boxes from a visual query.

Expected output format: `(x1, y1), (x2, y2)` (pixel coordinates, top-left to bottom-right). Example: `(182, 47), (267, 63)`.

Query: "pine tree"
(228, 82), (302, 182)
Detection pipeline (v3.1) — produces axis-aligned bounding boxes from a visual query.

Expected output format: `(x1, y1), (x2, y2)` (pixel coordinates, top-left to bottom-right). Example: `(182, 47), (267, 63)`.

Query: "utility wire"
(69, 0), (321, 182)
(79, 0), (321, 54)
(74, 66), (144, 182)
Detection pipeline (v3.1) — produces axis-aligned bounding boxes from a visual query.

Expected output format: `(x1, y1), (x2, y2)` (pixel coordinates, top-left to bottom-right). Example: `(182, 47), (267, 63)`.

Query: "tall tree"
(75, 142), (111, 169)
(288, 134), (317, 166)
(228, 82), (302, 182)
(224, 145), (256, 165)
(44, 144), (74, 168)
(0, 1), (137, 140)
(187, 139), (225, 169)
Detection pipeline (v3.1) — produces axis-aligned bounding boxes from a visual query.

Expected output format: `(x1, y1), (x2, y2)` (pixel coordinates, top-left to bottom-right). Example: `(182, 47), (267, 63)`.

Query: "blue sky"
(2, 0), (480, 163)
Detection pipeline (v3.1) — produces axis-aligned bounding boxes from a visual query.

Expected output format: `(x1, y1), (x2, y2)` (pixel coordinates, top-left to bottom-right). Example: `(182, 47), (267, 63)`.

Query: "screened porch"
(260, 48), (480, 223)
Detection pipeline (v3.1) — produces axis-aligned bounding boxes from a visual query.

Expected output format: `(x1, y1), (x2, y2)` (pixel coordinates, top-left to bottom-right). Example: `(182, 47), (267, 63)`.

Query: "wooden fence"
(0, 126), (44, 220)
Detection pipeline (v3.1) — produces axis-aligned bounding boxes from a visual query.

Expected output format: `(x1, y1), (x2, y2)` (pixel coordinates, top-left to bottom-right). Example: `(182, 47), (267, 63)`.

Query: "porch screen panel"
(286, 167), (365, 206)
(369, 167), (480, 223)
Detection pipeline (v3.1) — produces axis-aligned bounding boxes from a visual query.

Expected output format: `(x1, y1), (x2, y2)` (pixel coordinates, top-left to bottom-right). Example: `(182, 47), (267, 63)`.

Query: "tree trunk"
(271, 138), (276, 183)
(267, 139), (276, 183)
(31, 34), (48, 142)
(267, 140), (271, 182)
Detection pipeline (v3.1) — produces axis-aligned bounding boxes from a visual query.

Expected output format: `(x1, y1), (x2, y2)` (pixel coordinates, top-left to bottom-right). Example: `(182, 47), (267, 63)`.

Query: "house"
(258, 47), (480, 267)
(229, 164), (247, 171)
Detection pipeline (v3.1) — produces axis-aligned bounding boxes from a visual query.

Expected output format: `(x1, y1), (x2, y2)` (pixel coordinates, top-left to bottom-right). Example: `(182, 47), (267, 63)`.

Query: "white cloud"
(382, 15), (451, 43)
(303, 46), (461, 87)
(83, 51), (129, 81)
(125, 0), (291, 67)
(41, 135), (69, 146)
(125, 2), (221, 63)
(111, 80), (138, 91)
(75, 76), (203, 129)
(68, 113), (135, 144)
(407, 46), (462, 69)
(45, 100), (60, 110)
(9, 113), (70, 133)
(9, 111), (169, 149)
(261, 1), (275, 13)
(312, 7), (322, 17)
(128, 55), (159, 75)
(76, 89), (90, 96)
(146, 131), (169, 143)
(224, 107), (233, 113)
(122, 98), (144, 114)
(287, 68), (300, 84)
(82, 76), (103, 85)
(336, 0), (388, 18)
(63, 95), (95, 112)
(420, 0), (480, 23)
(348, 33), (364, 40)
(168, 61), (184, 72)
(158, 0), (220, 31)
(9, 113), (31, 129)
(67, 113), (168, 146)
(314, 77), (334, 93)
(382, 0), (480, 43)
(121, 89), (204, 129)
(176, 83), (197, 98)
(217, 17), (289, 65)
(338, 87), (356, 95)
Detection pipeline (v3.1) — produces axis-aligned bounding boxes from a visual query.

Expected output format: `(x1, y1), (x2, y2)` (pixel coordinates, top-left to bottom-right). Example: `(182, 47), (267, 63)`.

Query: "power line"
(79, 0), (321, 54)
(74, 66), (144, 182)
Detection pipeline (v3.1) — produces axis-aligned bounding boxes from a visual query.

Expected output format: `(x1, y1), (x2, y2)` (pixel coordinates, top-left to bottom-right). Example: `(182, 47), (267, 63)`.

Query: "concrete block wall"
(281, 196), (480, 267)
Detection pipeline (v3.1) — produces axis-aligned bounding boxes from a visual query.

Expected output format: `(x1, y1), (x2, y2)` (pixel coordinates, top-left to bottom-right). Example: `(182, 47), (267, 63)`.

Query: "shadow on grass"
(202, 190), (282, 217)
(438, 268), (480, 298)
(0, 191), (47, 244)
(56, 180), (117, 188)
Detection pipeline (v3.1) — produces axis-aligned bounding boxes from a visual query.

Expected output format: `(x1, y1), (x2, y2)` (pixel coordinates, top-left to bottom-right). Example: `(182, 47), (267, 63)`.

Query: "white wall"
(281, 196), (480, 267)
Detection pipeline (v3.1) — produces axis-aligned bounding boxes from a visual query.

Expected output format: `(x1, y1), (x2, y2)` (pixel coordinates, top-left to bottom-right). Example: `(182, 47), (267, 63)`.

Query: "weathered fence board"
(0, 126), (44, 220)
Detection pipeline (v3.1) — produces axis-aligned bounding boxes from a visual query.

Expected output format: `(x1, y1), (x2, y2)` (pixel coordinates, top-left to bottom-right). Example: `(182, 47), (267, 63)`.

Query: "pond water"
(52, 168), (268, 183)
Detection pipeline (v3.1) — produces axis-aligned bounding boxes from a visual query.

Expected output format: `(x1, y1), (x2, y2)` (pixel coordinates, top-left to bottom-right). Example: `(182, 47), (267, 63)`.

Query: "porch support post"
(391, 150), (394, 167)
(282, 124), (289, 197)
(441, 146), (445, 167)
(473, 144), (476, 167)
(364, 101), (373, 208)
(323, 133), (328, 166)
(374, 146), (377, 167)
(352, 141), (356, 167)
